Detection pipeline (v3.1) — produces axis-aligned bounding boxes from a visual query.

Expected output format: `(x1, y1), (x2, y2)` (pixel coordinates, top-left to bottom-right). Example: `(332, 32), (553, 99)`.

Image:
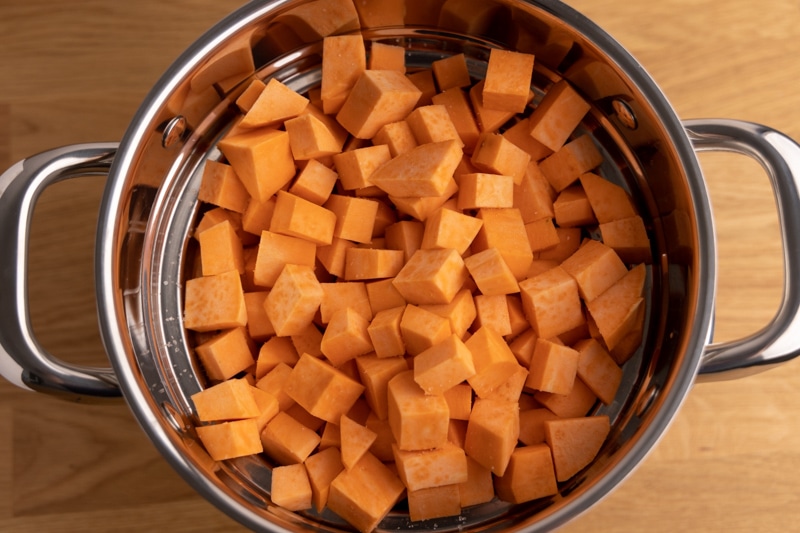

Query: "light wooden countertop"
(2, 1), (800, 531)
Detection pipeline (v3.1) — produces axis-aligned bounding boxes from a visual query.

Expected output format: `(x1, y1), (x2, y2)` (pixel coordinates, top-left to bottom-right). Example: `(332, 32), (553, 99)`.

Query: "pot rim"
(94, 0), (716, 531)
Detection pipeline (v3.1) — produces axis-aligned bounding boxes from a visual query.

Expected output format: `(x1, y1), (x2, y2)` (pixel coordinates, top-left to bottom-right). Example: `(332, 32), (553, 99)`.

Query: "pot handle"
(0, 143), (122, 399)
(684, 119), (800, 378)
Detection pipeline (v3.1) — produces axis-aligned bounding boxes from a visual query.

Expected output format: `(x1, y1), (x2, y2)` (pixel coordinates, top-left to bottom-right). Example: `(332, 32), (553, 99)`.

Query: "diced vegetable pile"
(183, 33), (650, 533)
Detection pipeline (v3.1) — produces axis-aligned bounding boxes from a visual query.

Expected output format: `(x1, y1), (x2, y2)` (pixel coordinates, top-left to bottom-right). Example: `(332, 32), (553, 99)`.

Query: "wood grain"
(2, 1), (800, 531)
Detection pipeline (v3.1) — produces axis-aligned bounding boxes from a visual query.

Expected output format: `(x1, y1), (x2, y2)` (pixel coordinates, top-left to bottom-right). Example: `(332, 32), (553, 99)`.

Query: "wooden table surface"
(2, 1), (800, 531)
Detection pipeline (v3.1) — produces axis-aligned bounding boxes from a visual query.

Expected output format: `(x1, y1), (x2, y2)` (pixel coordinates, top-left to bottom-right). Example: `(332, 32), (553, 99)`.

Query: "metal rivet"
(161, 115), (187, 148)
(612, 98), (638, 130)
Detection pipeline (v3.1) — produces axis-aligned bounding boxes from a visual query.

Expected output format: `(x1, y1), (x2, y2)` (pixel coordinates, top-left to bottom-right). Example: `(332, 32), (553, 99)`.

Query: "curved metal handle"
(0, 143), (122, 399)
(684, 119), (800, 378)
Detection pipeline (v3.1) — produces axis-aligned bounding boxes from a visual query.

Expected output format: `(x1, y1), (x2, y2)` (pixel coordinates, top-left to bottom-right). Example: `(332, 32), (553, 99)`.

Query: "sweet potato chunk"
(544, 415), (610, 482)
(387, 371), (449, 451)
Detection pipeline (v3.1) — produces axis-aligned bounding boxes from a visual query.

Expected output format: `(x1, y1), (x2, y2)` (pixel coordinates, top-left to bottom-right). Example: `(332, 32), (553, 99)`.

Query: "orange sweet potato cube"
(305, 446), (345, 512)
(235, 78), (266, 113)
(253, 230), (316, 288)
(242, 196), (276, 236)
(270, 190), (336, 246)
(599, 215), (651, 264)
(443, 383), (473, 421)
(255, 362), (296, 412)
(400, 304), (452, 356)
(343, 248), (406, 281)
(514, 161), (556, 223)
(494, 444), (558, 504)
(384, 219), (424, 262)
(340, 414), (378, 470)
(519, 265), (584, 339)
(320, 282), (372, 324)
(554, 184), (597, 227)
(525, 217), (561, 253)
(393, 441), (468, 492)
(392, 248), (468, 305)
(504, 117), (553, 161)
(191, 378), (260, 422)
(239, 77), (309, 129)
(196, 419), (263, 461)
(337, 69), (422, 139)
(580, 172), (637, 223)
(538, 226), (582, 262)
(575, 337), (623, 405)
(264, 264), (324, 336)
(284, 112), (343, 160)
(586, 263), (646, 350)
(518, 407), (560, 446)
(420, 207), (483, 255)
(197, 160), (250, 213)
(473, 293), (513, 337)
(321, 307), (374, 366)
(457, 172), (514, 210)
(290, 322), (322, 357)
(413, 334), (476, 396)
(368, 42), (406, 72)
(472, 208), (533, 281)
(244, 291), (275, 341)
(407, 484), (462, 522)
(288, 159), (338, 205)
(528, 79), (591, 152)
(406, 104), (464, 147)
(261, 411), (322, 465)
(286, 354), (366, 424)
(372, 120), (418, 157)
(464, 326), (521, 398)
(332, 144), (392, 190)
(317, 237), (357, 279)
(327, 452), (406, 533)
(459, 456), (495, 508)
(194, 207), (243, 239)
(272, 463), (313, 511)
(482, 49), (535, 113)
(355, 354), (408, 420)
(561, 239), (628, 302)
(255, 336), (298, 378)
(464, 397), (519, 476)
(539, 133), (603, 192)
(194, 328), (255, 382)
(365, 411), (396, 462)
(544, 415), (610, 482)
(469, 80), (517, 134)
(184, 270), (247, 332)
(464, 247), (519, 296)
(217, 128), (295, 202)
(420, 288), (477, 339)
(432, 53), (472, 90)
(246, 382), (278, 423)
(367, 306), (406, 359)
(321, 34), (367, 114)
(534, 377), (597, 418)
(387, 370), (450, 451)
(389, 176), (459, 221)
(471, 132), (531, 185)
(509, 327), (538, 368)
(324, 194), (379, 244)
(370, 139), (463, 198)
(431, 88), (482, 152)
(525, 338), (580, 395)
(198, 220), (245, 276)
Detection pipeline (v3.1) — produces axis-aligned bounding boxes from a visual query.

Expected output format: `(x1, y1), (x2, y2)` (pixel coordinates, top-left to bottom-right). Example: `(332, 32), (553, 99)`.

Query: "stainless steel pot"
(2, 0), (800, 531)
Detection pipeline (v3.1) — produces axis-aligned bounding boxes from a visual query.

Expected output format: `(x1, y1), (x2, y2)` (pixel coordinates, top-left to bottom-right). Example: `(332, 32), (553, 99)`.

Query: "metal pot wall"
(2, 0), (800, 531)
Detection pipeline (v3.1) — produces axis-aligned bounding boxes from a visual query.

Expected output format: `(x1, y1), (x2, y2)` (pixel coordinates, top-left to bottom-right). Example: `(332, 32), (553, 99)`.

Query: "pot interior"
(107, 0), (714, 531)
